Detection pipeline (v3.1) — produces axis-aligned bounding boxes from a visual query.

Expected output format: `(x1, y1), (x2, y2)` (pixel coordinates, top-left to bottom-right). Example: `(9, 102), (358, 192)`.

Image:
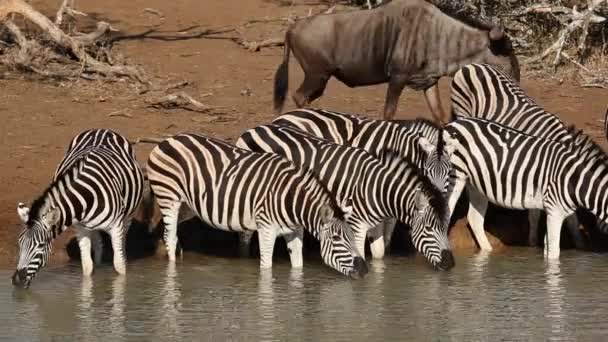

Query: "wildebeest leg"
(423, 84), (448, 124)
(383, 75), (407, 120)
(293, 73), (329, 108)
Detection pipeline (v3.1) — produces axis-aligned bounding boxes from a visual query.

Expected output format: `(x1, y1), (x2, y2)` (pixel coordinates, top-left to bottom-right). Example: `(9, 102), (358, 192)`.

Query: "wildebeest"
(273, 0), (520, 124)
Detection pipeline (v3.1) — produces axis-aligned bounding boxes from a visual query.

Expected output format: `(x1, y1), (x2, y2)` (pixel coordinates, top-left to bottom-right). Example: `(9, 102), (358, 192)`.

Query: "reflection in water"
(257, 268), (276, 341)
(160, 262), (181, 339)
(78, 276), (95, 342)
(108, 275), (126, 341)
(545, 259), (567, 341)
(2, 253), (608, 340)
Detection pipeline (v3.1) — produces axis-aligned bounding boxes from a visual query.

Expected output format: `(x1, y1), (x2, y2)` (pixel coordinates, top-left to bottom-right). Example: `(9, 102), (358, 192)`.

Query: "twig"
(143, 7), (164, 18)
(108, 109), (133, 118)
(133, 137), (164, 144)
(54, 0), (71, 26)
(146, 91), (213, 113)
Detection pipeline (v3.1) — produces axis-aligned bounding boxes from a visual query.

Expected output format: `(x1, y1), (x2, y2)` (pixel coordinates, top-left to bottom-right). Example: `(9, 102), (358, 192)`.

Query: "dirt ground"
(1, 0), (607, 269)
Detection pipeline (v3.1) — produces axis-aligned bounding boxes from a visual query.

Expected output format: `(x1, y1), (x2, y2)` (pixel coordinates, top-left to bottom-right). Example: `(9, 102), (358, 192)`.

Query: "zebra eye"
(332, 235), (341, 242)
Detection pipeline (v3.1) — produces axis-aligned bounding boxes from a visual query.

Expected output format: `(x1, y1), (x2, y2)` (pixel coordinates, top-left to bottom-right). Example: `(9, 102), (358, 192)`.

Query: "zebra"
(236, 124), (454, 270)
(270, 108), (453, 255)
(12, 129), (145, 288)
(450, 62), (584, 250)
(145, 133), (368, 278)
(443, 117), (608, 259)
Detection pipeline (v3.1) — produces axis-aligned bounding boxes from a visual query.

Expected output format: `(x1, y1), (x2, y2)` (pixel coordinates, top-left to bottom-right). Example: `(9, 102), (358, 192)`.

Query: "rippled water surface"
(2, 249), (608, 341)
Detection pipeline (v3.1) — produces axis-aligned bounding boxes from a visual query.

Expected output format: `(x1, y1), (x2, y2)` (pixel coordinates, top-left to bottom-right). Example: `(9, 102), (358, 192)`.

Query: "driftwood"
(0, 0), (148, 83)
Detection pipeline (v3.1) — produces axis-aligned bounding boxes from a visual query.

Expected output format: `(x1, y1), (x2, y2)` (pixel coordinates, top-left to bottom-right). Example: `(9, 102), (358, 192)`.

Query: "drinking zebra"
(236, 124), (454, 270)
(450, 62), (584, 249)
(444, 118), (608, 259)
(271, 108), (453, 255)
(13, 129), (145, 288)
(145, 133), (368, 278)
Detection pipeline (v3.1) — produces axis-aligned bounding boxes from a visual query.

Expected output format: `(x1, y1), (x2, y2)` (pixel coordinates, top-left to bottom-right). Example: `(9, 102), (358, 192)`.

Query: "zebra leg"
(257, 227), (277, 269)
(368, 223), (385, 259)
(91, 230), (104, 265)
(354, 228), (367, 259)
(564, 214), (585, 250)
(109, 221), (128, 275)
(466, 186), (492, 251)
(239, 231), (254, 257)
(75, 226), (95, 276)
(283, 227), (304, 268)
(545, 211), (566, 259)
(447, 175), (467, 218)
(383, 218), (397, 251)
(158, 201), (181, 262)
(528, 209), (542, 247)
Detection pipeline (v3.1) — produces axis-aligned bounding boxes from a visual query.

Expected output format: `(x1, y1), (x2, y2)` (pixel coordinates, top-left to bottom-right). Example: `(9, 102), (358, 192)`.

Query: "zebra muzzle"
(12, 268), (30, 288)
(437, 249), (455, 271)
(350, 256), (369, 279)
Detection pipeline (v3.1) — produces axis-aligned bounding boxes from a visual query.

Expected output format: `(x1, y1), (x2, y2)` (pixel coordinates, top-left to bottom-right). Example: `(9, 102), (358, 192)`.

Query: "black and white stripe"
(273, 108), (452, 194)
(450, 63), (583, 249)
(146, 133), (367, 278)
(444, 118), (608, 259)
(13, 129), (145, 288)
(236, 124), (454, 270)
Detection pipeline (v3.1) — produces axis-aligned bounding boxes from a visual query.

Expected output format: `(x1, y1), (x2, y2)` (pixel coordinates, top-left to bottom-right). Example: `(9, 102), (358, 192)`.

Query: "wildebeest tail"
(273, 30), (291, 114)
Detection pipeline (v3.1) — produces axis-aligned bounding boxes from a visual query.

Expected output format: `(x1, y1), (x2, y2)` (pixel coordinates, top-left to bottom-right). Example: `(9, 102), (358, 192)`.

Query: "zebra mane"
(566, 125), (608, 163)
(27, 157), (86, 225)
(435, 126), (445, 156)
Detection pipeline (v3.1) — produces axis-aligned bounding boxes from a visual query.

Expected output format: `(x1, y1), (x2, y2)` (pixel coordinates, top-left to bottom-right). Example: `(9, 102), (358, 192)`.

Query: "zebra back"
(273, 108), (452, 193)
(451, 63), (571, 143)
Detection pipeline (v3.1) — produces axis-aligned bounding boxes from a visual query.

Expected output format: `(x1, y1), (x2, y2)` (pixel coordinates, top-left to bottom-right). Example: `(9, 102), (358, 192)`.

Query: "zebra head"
(410, 185), (454, 271)
(12, 202), (59, 288)
(417, 134), (454, 196)
(318, 202), (368, 279)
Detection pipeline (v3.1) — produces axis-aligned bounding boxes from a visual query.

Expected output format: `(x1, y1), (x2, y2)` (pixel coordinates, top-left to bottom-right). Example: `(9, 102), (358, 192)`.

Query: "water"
(1, 249), (608, 341)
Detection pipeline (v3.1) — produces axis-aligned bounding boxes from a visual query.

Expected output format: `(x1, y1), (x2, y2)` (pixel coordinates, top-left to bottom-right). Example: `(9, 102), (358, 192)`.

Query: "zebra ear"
(417, 136), (436, 155)
(17, 203), (30, 224)
(42, 207), (61, 227)
(442, 130), (458, 156)
(319, 203), (335, 225)
(415, 188), (430, 212)
(339, 198), (354, 220)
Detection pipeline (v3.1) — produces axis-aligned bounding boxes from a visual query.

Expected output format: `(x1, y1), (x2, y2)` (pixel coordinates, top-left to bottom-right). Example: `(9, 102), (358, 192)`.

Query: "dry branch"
(0, 0), (148, 83)
(146, 91), (214, 113)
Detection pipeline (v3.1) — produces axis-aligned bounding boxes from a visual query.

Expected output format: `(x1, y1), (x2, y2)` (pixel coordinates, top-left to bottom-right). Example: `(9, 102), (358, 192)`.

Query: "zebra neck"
(31, 194), (71, 239)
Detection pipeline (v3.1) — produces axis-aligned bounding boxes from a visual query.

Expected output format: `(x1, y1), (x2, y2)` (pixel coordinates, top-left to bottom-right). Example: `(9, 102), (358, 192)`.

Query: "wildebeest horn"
(489, 25), (504, 41)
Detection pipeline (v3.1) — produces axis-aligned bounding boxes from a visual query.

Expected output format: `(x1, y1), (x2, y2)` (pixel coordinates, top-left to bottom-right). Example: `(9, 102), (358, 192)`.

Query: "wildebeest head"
(482, 25), (520, 82)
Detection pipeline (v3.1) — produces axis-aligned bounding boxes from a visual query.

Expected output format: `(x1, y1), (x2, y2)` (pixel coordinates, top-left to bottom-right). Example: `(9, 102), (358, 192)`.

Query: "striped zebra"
(236, 124), (454, 270)
(270, 108), (453, 255)
(450, 62), (584, 249)
(12, 129), (145, 288)
(145, 133), (368, 278)
(443, 118), (608, 259)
